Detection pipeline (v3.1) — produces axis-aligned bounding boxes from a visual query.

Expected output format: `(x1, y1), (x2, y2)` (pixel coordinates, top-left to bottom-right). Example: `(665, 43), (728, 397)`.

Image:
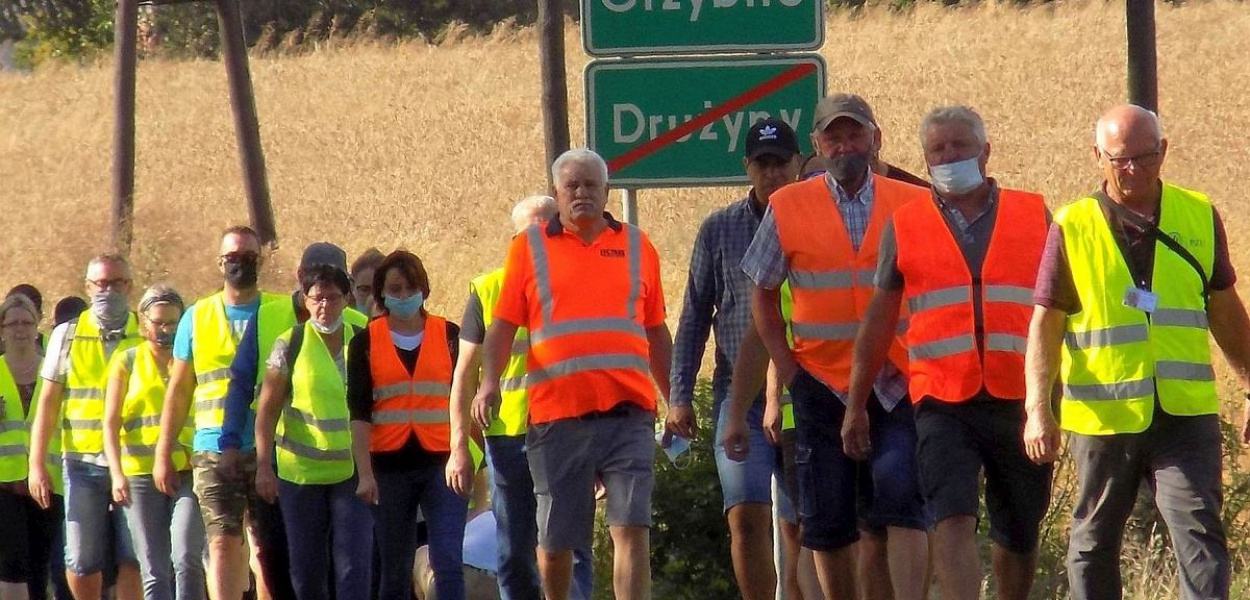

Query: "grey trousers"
(1067, 412), (1229, 600)
(125, 471), (207, 600)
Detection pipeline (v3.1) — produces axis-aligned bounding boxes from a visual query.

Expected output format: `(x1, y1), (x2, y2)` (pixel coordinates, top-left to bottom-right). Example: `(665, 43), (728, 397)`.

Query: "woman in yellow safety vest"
(102, 285), (204, 600)
(254, 264), (373, 600)
(0, 294), (56, 600)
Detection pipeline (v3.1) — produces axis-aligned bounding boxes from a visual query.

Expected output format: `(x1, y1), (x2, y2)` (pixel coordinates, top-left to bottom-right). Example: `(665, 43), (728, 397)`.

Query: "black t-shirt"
(346, 319), (460, 472)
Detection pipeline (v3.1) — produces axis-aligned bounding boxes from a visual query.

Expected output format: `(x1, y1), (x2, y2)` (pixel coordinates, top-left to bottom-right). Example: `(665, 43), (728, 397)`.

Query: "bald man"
(1022, 105), (1250, 600)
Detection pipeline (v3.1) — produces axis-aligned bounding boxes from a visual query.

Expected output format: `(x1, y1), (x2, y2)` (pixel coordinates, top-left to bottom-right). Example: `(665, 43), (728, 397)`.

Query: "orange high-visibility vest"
(771, 174), (928, 392)
(893, 188), (1048, 403)
(368, 315), (453, 452)
(511, 222), (660, 424)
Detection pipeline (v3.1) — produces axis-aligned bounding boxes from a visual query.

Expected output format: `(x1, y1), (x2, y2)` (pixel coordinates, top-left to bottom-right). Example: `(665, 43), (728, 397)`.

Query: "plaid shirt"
(740, 173), (909, 410)
(670, 194), (767, 408)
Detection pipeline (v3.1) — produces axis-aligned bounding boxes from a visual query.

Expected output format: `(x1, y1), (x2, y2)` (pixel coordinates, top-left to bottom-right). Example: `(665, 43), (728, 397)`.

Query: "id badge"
(1123, 287), (1159, 313)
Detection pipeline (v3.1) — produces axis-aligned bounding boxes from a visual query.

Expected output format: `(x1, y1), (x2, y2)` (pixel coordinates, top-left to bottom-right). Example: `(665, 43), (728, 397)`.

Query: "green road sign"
(586, 55), (826, 188)
(581, 0), (824, 56)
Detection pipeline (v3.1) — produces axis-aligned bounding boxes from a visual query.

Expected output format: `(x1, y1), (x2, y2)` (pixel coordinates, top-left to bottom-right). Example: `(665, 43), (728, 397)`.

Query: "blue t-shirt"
(175, 298), (261, 452)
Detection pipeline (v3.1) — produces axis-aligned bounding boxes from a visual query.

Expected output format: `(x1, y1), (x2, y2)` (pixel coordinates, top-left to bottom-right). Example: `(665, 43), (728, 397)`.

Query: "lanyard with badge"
(1095, 191), (1210, 314)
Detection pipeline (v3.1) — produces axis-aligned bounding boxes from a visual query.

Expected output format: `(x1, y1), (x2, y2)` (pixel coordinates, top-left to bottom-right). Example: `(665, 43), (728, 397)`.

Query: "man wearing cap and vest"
(213, 241), (371, 600)
(473, 149), (674, 600)
(153, 226), (287, 600)
(667, 118), (804, 600)
(845, 106), (1052, 600)
(28, 253), (145, 600)
(447, 195), (596, 600)
(1024, 105), (1250, 600)
(734, 93), (930, 600)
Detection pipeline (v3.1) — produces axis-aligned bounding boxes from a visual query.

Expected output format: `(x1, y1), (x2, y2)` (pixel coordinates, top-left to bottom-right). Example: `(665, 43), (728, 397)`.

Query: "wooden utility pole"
(112, 0), (278, 255)
(1126, 0), (1158, 113)
(538, 0), (571, 187)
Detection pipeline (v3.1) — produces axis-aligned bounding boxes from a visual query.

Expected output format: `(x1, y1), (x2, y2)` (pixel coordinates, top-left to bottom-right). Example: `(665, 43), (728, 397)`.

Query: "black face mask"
(223, 258), (259, 288)
(826, 152), (871, 186)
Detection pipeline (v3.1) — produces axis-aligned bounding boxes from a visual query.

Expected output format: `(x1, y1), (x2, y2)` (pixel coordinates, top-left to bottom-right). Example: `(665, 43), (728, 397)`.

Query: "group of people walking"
(0, 91), (1245, 600)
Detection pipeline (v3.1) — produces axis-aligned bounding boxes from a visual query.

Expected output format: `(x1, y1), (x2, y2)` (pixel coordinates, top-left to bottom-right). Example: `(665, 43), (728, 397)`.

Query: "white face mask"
(309, 316), (343, 335)
(929, 155), (985, 196)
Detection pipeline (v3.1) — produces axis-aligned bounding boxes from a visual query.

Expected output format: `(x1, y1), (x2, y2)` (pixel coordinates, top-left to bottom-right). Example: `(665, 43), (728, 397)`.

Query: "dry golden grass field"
(3, 2), (1250, 596)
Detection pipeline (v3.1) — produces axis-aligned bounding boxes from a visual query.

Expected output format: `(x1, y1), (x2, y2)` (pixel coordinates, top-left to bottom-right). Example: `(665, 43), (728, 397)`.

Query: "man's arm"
(26, 377), (64, 509)
(154, 359), (195, 495)
(647, 323), (674, 408)
(720, 310), (776, 462)
(1023, 305), (1068, 463)
(1207, 287), (1250, 442)
(448, 337), (482, 497)
(752, 285), (798, 384)
(219, 315), (260, 452)
(471, 319), (520, 430)
(666, 224), (717, 438)
(841, 288), (903, 461)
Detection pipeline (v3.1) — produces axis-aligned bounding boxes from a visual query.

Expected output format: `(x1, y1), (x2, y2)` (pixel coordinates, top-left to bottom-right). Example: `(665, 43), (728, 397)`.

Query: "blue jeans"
(63, 459), (137, 575)
(713, 400), (797, 523)
(374, 466), (467, 600)
(278, 477), (373, 600)
(123, 472), (206, 600)
(486, 435), (593, 600)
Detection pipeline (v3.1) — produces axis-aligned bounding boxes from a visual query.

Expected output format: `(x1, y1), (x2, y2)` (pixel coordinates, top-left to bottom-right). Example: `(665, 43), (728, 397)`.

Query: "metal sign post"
(621, 188), (638, 225)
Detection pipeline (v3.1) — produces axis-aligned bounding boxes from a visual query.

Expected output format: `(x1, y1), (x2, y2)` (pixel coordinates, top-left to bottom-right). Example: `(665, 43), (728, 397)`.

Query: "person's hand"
(255, 464), (279, 504)
(219, 448), (242, 480)
(445, 445), (476, 498)
(355, 473), (378, 505)
(840, 405), (872, 461)
(664, 404), (698, 441)
(721, 417), (750, 462)
(153, 452), (180, 497)
(471, 385), (501, 431)
(1023, 408), (1062, 464)
(763, 399), (783, 447)
(111, 473), (131, 507)
(27, 464), (53, 510)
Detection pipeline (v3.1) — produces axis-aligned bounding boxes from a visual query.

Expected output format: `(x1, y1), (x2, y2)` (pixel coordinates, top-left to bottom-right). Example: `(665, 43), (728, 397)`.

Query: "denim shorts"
(63, 459), (137, 575)
(713, 400), (797, 524)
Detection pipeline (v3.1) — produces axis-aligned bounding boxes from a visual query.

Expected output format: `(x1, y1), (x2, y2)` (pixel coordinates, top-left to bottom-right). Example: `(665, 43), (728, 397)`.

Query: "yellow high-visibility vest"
(471, 269), (530, 437)
(114, 345), (192, 476)
(190, 291), (286, 431)
(1057, 184), (1217, 435)
(275, 322), (356, 485)
(63, 313), (141, 457)
(0, 361), (29, 483)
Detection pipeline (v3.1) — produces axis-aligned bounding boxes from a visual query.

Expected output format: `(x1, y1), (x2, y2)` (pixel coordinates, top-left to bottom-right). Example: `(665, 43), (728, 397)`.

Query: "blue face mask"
(929, 154), (985, 196)
(385, 292), (424, 319)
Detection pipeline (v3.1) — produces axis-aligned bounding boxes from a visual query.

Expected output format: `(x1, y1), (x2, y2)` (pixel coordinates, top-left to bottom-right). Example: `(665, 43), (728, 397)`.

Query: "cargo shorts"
(191, 451), (259, 538)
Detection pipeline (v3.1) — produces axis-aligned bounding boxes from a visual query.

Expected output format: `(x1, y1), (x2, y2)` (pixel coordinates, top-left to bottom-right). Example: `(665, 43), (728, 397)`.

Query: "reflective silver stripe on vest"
(1064, 324), (1150, 350)
(121, 415), (162, 431)
(983, 285), (1035, 306)
(62, 418), (102, 431)
(789, 269), (854, 290)
(196, 368), (231, 386)
(500, 376), (528, 393)
(372, 382), (453, 402)
(0, 420), (25, 434)
(275, 435), (351, 461)
(511, 337), (529, 356)
(1155, 361), (1215, 382)
(908, 286), (970, 313)
(896, 319), (909, 335)
(1063, 378), (1154, 401)
(1152, 309), (1209, 329)
(985, 333), (1027, 355)
(626, 226), (641, 321)
(909, 334), (976, 361)
(0, 445), (24, 457)
(371, 409), (450, 425)
(282, 408), (350, 432)
(527, 354), (650, 386)
(526, 227), (556, 324)
(529, 318), (645, 345)
(194, 398), (225, 412)
(64, 388), (102, 401)
(122, 445), (157, 457)
(790, 321), (858, 341)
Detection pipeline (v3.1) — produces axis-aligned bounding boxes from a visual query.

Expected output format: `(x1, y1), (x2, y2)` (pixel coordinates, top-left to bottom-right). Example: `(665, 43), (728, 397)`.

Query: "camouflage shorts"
(191, 451), (258, 538)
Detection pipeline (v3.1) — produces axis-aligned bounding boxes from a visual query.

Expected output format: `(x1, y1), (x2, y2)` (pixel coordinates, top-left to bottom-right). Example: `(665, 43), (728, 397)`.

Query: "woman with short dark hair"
(254, 264), (374, 600)
(347, 250), (466, 600)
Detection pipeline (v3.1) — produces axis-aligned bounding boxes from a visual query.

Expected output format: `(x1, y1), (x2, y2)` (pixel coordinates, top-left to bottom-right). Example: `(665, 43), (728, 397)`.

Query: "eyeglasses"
(144, 319), (179, 329)
(220, 252), (260, 263)
(87, 277), (130, 291)
(306, 293), (345, 306)
(1099, 147), (1162, 170)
